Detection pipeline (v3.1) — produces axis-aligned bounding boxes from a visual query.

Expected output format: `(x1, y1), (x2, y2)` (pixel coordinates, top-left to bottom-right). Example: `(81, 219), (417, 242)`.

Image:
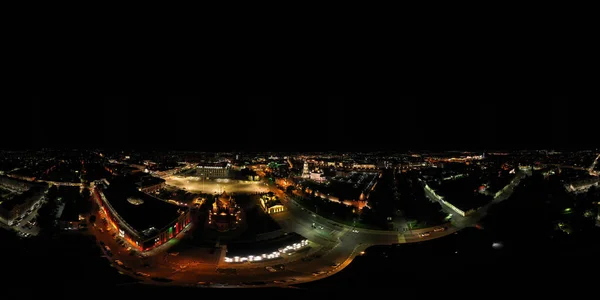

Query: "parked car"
(135, 272), (151, 277)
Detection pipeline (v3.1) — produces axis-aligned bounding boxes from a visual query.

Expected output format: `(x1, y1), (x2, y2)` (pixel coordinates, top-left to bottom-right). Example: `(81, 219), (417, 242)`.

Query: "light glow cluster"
(224, 239), (309, 263)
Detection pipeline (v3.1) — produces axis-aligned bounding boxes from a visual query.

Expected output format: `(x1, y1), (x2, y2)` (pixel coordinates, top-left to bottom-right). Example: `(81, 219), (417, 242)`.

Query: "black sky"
(3, 96), (596, 151)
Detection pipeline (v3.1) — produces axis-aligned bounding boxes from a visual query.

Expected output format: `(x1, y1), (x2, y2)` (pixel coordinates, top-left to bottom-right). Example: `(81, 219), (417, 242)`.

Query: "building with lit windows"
(0, 175), (47, 226)
(352, 163), (377, 170)
(134, 174), (166, 193)
(302, 161), (310, 178)
(260, 193), (285, 214)
(92, 180), (190, 252)
(196, 163), (231, 179)
(564, 178), (600, 194)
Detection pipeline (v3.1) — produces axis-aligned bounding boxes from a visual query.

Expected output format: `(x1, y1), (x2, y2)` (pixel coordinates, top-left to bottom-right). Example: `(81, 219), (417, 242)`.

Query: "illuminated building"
(196, 163), (231, 179)
(260, 194), (285, 214)
(0, 175), (33, 192)
(309, 168), (326, 183)
(0, 175), (47, 226)
(302, 160), (310, 178)
(92, 180), (190, 252)
(352, 163), (377, 170)
(424, 183), (481, 217)
(135, 175), (166, 193)
(208, 192), (242, 232)
(564, 178), (600, 194)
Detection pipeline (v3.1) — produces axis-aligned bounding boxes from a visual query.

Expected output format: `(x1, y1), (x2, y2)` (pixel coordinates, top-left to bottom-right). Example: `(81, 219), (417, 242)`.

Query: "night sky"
(3, 96), (596, 151)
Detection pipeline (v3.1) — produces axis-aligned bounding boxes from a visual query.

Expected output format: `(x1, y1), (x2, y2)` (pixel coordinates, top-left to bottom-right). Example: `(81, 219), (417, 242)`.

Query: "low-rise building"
(564, 178), (600, 193)
(260, 194), (285, 214)
(352, 163), (377, 170)
(0, 176), (47, 226)
(135, 175), (166, 193)
(92, 180), (190, 252)
(57, 201), (84, 231)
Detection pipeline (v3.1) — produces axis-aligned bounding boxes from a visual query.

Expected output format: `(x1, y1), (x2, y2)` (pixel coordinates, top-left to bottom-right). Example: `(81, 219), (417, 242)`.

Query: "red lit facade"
(92, 187), (191, 252)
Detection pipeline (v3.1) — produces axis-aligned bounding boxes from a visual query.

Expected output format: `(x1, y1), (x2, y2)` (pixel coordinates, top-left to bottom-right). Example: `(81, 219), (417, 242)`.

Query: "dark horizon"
(3, 96), (597, 151)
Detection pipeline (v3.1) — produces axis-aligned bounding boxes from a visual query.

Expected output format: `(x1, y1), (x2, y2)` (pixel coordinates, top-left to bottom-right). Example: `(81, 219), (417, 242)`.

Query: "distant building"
(564, 178), (600, 193)
(0, 176), (47, 226)
(352, 163), (377, 170)
(307, 167), (325, 183)
(302, 161), (310, 178)
(135, 175), (166, 193)
(196, 163), (230, 179)
(0, 175), (33, 193)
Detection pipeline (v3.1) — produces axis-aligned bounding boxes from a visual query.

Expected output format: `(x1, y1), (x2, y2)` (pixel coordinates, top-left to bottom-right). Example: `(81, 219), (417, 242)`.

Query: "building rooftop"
(0, 185), (45, 218)
(58, 201), (80, 222)
(131, 173), (165, 188)
(430, 176), (493, 212)
(568, 177), (600, 189)
(102, 181), (185, 236)
(483, 170), (515, 194)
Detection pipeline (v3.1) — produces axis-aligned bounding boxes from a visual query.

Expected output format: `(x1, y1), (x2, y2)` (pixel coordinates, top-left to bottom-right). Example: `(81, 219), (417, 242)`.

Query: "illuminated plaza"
(165, 176), (269, 194)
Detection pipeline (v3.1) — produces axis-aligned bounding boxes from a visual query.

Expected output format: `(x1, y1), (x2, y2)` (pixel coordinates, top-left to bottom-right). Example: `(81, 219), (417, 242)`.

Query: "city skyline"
(2, 143), (599, 292)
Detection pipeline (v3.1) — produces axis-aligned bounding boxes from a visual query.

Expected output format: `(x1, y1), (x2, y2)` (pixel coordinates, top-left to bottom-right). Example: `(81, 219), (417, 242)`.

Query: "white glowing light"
(224, 240), (311, 263)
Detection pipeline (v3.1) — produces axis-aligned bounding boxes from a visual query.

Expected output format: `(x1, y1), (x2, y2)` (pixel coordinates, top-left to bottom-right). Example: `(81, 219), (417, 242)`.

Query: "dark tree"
(286, 185), (295, 194)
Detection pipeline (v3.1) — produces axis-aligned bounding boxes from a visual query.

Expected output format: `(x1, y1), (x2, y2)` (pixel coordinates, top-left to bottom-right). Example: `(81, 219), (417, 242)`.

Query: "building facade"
(0, 176), (46, 226)
(92, 186), (191, 252)
(208, 192), (242, 232)
(139, 182), (165, 193)
(196, 165), (230, 179)
(260, 194), (285, 214)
